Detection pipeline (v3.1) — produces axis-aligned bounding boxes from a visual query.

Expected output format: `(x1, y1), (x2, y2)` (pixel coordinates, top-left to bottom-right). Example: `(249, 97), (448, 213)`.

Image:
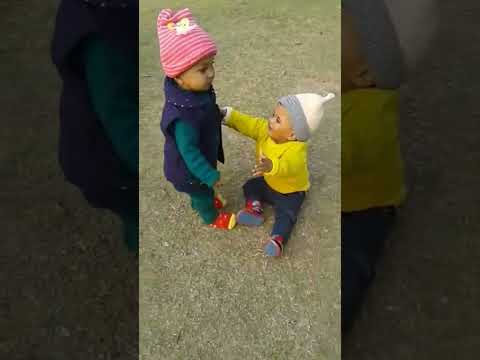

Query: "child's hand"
(252, 154), (273, 177)
(219, 107), (227, 118)
(219, 106), (231, 125)
(213, 175), (222, 188)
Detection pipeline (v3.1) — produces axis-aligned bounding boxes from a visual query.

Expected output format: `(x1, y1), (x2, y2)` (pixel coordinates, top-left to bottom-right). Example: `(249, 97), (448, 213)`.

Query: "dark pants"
(243, 177), (305, 244)
(341, 206), (396, 334)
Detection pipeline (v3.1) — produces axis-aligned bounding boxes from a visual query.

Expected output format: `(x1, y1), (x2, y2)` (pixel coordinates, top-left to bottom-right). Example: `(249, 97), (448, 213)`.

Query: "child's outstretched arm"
(222, 107), (268, 141)
(174, 120), (220, 188)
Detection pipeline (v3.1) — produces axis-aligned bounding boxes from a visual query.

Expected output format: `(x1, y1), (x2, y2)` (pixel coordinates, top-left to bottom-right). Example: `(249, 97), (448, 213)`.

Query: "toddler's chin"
(200, 83), (212, 91)
(192, 85), (211, 92)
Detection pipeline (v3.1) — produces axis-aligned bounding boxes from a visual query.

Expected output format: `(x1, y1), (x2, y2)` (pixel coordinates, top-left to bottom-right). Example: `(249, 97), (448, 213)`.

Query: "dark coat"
(160, 77), (224, 193)
(51, 0), (138, 210)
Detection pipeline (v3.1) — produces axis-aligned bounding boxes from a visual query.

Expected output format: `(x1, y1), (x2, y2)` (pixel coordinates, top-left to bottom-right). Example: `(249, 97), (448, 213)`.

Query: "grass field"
(139, 1), (341, 359)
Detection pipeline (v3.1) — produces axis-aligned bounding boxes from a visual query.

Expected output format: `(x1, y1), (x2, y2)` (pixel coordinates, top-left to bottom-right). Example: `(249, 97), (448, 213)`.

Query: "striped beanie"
(278, 93), (335, 141)
(157, 8), (217, 78)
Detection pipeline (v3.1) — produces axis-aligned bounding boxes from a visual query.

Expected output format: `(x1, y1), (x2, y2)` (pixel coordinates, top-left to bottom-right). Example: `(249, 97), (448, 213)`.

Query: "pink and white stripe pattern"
(157, 8), (217, 78)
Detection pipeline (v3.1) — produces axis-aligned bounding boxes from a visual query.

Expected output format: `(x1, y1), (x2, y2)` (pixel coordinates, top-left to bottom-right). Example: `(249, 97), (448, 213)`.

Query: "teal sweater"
(82, 35), (138, 251)
(174, 121), (220, 188)
(83, 36), (138, 175)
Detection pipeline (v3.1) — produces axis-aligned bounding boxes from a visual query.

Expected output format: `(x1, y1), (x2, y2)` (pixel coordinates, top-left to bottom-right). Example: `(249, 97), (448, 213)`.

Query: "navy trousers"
(242, 177), (305, 244)
(341, 206), (396, 333)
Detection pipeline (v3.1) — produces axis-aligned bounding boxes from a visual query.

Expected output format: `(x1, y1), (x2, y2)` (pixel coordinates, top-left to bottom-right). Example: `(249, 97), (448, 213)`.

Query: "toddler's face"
(268, 104), (296, 143)
(174, 55), (215, 92)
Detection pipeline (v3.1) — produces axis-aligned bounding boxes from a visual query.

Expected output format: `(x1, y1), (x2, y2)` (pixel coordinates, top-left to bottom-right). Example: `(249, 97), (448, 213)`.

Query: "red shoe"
(209, 212), (236, 230)
(237, 200), (264, 226)
(213, 193), (227, 209)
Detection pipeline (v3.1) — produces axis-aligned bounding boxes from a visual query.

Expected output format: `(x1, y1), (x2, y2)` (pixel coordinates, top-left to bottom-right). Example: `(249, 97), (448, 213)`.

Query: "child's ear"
(352, 67), (376, 88)
(288, 131), (297, 141)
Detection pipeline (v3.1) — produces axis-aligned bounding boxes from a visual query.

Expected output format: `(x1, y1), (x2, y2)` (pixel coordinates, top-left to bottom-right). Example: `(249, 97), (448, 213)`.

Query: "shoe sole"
(227, 214), (237, 229)
(237, 211), (264, 226)
(209, 214), (236, 230)
(264, 241), (282, 257)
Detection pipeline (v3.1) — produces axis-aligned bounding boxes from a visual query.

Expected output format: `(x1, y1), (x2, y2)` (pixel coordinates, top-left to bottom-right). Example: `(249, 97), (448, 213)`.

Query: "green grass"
(140, 1), (341, 359)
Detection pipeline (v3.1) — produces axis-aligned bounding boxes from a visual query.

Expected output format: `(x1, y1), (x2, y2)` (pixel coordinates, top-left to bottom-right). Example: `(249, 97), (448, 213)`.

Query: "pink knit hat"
(157, 8), (218, 78)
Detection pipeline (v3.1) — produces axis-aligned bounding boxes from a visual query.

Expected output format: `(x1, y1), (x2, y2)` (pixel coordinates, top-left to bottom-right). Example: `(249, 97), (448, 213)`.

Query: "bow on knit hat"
(157, 8), (217, 78)
(278, 93), (335, 141)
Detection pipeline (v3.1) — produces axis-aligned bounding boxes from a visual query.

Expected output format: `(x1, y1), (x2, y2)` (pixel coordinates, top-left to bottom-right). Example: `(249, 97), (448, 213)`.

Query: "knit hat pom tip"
(321, 92), (335, 103)
(158, 9), (173, 26)
(158, 8), (193, 26)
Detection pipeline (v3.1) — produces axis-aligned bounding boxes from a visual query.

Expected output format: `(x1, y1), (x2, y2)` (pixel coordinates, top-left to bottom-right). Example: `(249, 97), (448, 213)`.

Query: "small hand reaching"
(252, 153), (273, 177)
(213, 175), (222, 189)
(219, 107), (230, 127)
(219, 107), (227, 118)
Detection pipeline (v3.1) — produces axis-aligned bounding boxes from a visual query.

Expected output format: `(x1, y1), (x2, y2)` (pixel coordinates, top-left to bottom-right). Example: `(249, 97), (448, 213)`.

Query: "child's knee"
(242, 177), (265, 196)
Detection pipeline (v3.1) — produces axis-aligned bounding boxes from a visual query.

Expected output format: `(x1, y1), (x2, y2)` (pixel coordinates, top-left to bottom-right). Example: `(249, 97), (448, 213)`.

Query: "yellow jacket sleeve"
(224, 108), (268, 141)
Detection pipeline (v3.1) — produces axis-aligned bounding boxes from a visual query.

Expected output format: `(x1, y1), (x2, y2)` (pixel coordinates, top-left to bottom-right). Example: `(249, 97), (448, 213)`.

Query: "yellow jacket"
(342, 89), (406, 212)
(225, 109), (309, 194)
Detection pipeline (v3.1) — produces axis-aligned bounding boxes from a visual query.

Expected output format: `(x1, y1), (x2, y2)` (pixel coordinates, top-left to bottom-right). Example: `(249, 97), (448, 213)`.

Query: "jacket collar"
(164, 77), (215, 108)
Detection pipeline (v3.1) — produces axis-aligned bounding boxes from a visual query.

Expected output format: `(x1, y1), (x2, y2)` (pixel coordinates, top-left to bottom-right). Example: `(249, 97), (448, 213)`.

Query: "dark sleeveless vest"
(51, 0), (138, 201)
(160, 77), (224, 193)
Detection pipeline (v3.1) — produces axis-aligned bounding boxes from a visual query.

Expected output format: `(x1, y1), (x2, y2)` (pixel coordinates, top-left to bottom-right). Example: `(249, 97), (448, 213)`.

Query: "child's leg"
(190, 188), (236, 229)
(189, 188), (218, 224)
(264, 191), (306, 256)
(242, 176), (268, 202)
(237, 177), (268, 226)
(341, 207), (396, 334)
